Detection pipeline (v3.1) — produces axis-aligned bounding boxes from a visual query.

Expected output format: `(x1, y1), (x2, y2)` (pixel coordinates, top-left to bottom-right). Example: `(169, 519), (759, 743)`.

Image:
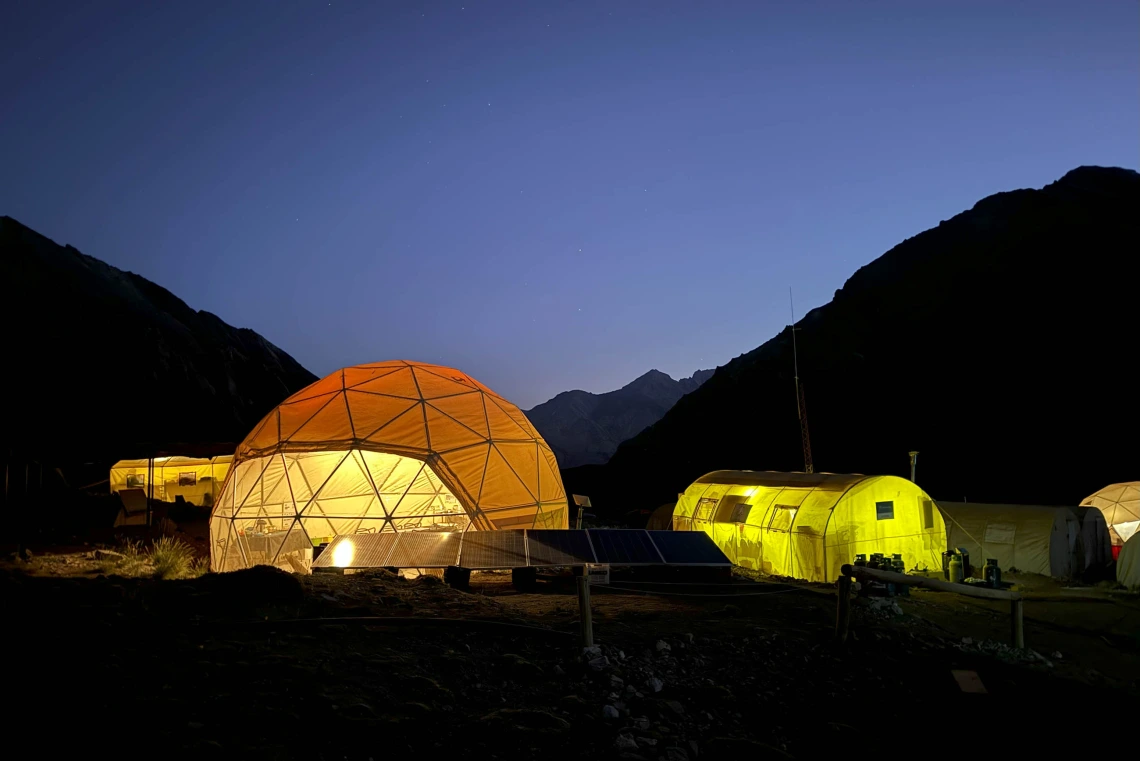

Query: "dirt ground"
(3, 547), (1138, 760)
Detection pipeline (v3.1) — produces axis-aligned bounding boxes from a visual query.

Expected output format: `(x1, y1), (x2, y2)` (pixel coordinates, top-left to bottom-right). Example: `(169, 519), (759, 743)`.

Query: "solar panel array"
(312, 528), (729, 570)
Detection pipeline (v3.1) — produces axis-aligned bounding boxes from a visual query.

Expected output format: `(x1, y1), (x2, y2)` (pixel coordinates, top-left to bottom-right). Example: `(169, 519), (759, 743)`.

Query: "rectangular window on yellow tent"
(695, 498), (717, 522)
(922, 500), (934, 529)
(876, 501), (894, 520)
(126, 473), (145, 488)
(768, 505), (797, 532)
(178, 472), (197, 486)
(729, 502), (752, 524)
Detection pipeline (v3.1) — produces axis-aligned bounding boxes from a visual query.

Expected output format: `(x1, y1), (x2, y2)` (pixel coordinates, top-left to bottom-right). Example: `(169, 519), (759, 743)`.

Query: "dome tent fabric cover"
(673, 471), (945, 582)
(210, 361), (567, 573)
(1081, 482), (1140, 546)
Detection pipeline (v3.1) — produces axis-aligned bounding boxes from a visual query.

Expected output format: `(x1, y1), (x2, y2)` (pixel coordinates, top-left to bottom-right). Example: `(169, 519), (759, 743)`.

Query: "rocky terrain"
(526, 369), (713, 468)
(0, 216), (317, 463)
(565, 166), (1140, 515)
(5, 549), (1137, 759)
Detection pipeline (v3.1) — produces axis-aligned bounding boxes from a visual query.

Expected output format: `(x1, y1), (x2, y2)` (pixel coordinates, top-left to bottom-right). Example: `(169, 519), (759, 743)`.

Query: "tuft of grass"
(151, 537), (196, 580)
(189, 556), (211, 578)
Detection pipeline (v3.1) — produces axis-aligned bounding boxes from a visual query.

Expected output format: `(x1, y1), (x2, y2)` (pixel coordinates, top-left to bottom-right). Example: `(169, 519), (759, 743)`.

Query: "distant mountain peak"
(525, 366), (715, 468)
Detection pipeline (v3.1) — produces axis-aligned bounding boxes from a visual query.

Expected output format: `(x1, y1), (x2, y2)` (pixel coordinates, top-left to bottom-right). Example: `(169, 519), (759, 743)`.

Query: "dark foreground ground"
(4, 551), (1139, 760)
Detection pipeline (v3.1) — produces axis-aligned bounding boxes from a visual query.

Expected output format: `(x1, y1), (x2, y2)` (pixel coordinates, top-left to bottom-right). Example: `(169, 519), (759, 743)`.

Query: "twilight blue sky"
(2, 1), (1136, 408)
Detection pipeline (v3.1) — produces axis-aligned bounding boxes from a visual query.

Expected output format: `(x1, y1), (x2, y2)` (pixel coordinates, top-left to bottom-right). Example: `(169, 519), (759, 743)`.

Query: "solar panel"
(386, 531), (463, 567)
(587, 529), (663, 565)
(458, 530), (528, 569)
(525, 529), (595, 566)
(311, 532), (397, 569)
(646, 531), (732, 565)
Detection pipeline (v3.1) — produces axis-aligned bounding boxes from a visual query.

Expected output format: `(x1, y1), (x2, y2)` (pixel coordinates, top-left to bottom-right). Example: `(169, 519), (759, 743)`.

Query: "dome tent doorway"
(209, 362), (567, 573)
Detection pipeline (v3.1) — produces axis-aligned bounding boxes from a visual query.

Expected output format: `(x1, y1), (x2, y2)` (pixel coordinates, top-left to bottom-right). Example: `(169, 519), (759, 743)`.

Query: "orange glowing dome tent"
(210, 361), (567, 572)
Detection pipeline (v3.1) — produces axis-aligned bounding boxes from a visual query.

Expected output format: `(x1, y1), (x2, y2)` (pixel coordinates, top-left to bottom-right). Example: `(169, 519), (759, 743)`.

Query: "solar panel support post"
(577, 575), (593, 649)
(444, 566), (471, 590)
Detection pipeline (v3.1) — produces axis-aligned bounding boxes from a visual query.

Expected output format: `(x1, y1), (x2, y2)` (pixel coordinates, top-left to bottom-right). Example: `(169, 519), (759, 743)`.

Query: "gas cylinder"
(984, 558), (1001, 588)
(948, 553), (965, 583)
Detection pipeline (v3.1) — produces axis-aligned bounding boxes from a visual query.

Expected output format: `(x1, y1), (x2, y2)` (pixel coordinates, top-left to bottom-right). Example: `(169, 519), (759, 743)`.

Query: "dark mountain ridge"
(0, 216), (318, 462)
(525, 368), (713, 467)
(563, 166), (1140, 516)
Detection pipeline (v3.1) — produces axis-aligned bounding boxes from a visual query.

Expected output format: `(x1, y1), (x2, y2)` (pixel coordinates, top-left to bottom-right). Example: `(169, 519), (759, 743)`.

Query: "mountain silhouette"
(562, 166), (1140, 518)
(0, 216), (318, 462)
(525, 368), (713, 467)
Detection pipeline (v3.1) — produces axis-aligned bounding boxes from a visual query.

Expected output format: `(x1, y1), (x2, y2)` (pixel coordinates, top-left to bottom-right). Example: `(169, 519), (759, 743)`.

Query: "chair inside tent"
(673, 471), (946, 582)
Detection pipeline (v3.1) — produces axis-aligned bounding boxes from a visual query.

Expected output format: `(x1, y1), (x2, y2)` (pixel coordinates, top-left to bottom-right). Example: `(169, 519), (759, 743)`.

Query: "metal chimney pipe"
(908, 451), (919, 483)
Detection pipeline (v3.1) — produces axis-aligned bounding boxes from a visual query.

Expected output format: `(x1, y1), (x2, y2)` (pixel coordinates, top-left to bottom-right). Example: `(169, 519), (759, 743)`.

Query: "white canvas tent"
(938, 502), (1090, 578)
(1117, 538), (1140, 590)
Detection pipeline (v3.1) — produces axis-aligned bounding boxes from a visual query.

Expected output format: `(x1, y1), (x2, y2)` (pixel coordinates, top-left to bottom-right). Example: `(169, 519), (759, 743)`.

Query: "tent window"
(984, 523), (1017, 544)
(695, 498), (717, 522)
(922, 500), (934, 529)
(768, 505), (797, 532)
(178, 472), (197, 486)
(729, 503), (752, 524)
(876, 501), (895, 520)
(126, 474), (145, 488)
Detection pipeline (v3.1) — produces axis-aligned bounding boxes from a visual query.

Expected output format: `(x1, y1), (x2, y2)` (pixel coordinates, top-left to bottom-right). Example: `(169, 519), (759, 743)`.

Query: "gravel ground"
(4, 554), (1137, 760)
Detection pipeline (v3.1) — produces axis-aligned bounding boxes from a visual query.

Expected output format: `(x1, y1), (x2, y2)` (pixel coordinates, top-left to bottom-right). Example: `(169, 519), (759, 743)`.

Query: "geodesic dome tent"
(1081, 482), (1140, 549)
(209, 361), (567, 573)
(673, 471), (945, 582)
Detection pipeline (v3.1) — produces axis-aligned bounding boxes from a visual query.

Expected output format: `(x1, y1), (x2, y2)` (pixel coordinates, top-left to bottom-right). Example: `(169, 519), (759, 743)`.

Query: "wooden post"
(1011, 597), (1024, 649)
(577, 574), (594, 648)
(835, 575), (852, 644)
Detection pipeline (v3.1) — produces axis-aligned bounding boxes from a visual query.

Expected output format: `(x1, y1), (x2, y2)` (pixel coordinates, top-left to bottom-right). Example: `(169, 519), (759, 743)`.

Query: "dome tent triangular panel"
(1081, 482), (1140, 546)
(210, 361), (568, 572)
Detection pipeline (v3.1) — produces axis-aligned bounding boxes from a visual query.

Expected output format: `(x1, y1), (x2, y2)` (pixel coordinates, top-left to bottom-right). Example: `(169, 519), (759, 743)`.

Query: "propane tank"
(948, 552), (965, 583)
(984, 558), (1001, 588)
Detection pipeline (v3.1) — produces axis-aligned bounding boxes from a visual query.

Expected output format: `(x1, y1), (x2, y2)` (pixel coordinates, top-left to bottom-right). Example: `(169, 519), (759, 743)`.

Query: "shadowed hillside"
(563, 166), (1140, 518)
(0, 217), (317, 462)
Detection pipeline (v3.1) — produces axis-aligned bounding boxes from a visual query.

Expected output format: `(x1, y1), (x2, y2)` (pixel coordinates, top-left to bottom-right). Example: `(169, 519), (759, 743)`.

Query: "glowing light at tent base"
(332, 538), (355, 568)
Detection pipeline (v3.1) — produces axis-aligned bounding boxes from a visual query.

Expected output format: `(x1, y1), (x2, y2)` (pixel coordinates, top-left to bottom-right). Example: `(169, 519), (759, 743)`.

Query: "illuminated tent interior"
(937, 502), (1111, 578)
(110, 456), (232, 506)
(1081, 482), (1140, 552)
(673, 471), (946, 582)
(209, 361), (567, 573)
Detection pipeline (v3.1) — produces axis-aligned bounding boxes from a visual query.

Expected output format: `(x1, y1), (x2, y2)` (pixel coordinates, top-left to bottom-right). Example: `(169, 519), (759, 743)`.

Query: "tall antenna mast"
(790, 288), (813, 474)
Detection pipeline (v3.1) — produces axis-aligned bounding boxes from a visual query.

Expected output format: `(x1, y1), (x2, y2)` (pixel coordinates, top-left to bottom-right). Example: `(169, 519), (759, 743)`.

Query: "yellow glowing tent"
(1081, 482), (1140, 546)
(110, 456), (232, 506)
(673, 471), (945, 582)
(209, 361), (567, 572)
